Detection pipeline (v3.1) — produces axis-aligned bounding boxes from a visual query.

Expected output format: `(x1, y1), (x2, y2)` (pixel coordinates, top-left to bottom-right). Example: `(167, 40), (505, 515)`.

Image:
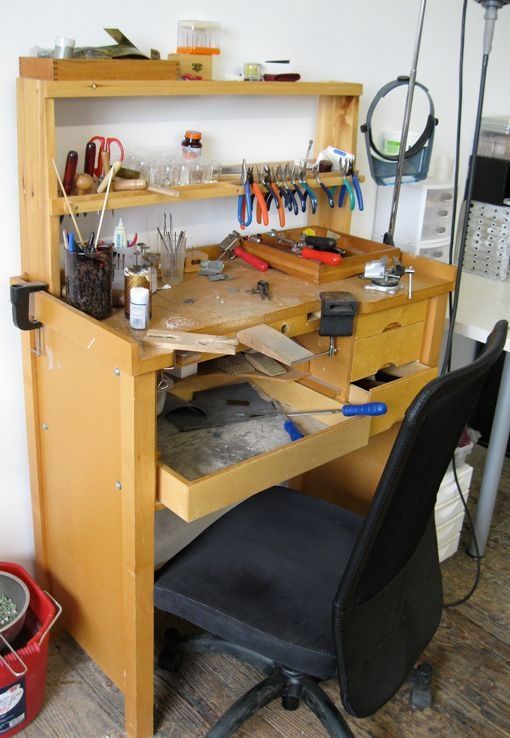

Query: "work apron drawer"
(351, 322), (425, 382)
(156, 375), (370, 521)
(349, 361), (437, 435)
(355, 302), (427, 339)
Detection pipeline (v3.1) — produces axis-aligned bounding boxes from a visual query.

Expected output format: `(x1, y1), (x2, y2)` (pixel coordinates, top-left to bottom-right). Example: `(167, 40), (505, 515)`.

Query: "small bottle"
(129, 287), (150, 330)
(114, 218), (127, 250)
(181, 130), (202, 160)
(124, 264), (152, 317)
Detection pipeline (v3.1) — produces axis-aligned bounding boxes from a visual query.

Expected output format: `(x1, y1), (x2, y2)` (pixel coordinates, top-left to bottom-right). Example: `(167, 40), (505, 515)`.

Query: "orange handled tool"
(233, 245), (269, 271)
(292, 245), (342, 265)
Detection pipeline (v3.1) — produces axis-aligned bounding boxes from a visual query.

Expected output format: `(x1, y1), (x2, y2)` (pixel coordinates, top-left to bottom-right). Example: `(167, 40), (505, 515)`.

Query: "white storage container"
(438, 530), (464, 563)
(373, 180), (454, 247)
(435, 463), (474, 562)
(372, 233), (450, 262)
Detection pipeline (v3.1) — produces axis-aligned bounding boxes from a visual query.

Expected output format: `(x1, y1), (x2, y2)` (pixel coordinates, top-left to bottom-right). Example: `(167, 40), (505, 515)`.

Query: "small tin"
(124, 265), (151, 318)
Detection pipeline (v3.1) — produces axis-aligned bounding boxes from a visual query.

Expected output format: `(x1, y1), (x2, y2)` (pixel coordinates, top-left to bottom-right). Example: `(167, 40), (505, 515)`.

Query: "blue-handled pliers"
(314, 166), (335, 209)
(237, 159), (253, 229)
(299, 166), (318, 214)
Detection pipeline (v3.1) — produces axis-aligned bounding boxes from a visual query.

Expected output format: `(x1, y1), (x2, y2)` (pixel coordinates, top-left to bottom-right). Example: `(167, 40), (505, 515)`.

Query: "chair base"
(409, 662), (434, 710)
(159, 629), (355, 738)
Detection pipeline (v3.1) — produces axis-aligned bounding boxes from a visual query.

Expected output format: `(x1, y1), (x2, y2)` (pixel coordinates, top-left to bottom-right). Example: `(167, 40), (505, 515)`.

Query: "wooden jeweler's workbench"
(13, 73), (455, 738)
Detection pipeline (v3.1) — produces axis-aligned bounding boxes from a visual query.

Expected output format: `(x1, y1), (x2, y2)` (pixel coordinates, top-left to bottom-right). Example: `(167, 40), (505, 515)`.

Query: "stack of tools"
(240, 227), (400, 283)
(235, 146), (363, 228)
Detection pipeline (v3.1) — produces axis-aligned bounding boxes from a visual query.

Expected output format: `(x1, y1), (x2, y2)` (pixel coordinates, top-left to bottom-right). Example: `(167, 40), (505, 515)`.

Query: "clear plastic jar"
(177, 20), (221, 55)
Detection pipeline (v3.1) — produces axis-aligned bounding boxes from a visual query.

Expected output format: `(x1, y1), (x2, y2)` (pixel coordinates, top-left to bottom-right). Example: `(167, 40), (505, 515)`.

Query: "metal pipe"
(385, 0), (428, 245)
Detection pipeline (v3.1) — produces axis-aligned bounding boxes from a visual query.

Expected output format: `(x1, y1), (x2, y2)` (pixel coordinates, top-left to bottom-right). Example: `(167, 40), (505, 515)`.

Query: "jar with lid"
(181, 130), (202, 160)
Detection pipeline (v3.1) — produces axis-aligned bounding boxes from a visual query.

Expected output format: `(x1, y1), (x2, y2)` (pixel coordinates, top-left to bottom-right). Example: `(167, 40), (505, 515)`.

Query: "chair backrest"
(333, 320), (507, 718)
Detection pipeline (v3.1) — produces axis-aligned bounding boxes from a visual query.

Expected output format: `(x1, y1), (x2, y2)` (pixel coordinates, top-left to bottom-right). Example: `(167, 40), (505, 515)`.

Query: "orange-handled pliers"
(250, 167), (269, 227)
(263, 166), (285, 228)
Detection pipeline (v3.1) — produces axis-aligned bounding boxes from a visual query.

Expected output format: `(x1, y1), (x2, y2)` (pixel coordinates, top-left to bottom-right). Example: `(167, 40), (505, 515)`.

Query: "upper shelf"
(51, 171), (348, 216)
(30, 79), (363, 100)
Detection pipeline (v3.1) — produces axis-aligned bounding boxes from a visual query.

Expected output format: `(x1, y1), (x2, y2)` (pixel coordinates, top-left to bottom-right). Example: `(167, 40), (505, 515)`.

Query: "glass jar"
(181, 130), (202, 160)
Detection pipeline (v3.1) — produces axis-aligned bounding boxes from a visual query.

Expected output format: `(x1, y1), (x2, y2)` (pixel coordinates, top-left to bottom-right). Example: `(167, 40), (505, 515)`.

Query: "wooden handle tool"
(112, 177), (148, 191)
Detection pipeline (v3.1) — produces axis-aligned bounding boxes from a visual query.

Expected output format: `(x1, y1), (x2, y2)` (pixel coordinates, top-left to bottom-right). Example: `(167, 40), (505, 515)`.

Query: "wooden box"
(242, 227), (400, 283)
(168, 53), (213, 80)
(19, 57), (181, 81)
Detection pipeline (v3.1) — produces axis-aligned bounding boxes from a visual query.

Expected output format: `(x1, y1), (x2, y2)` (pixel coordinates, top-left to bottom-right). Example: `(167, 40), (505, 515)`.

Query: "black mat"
(164, 382), (278, 431)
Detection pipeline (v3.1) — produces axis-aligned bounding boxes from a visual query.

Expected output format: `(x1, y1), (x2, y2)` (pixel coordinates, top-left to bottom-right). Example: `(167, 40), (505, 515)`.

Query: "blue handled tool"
(284, 419), (304, 441)
(341, 402), (386, 416)
(337, 177), (356, 210)
(237, 159), (253, 229)
(282, 403), (388, 418)
(351, 172), (364, 211)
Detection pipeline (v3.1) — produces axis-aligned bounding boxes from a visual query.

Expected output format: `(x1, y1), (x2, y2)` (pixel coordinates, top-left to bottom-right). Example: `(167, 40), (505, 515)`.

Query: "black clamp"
(319, 291), (358, 337)
(10, 281), (48, 331)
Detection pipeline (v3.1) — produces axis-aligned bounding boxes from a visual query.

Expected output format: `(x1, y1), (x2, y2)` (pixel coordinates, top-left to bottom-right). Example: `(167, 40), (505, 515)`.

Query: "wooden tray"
(242, 227), (400, 283)
(19, 58), (181, 81)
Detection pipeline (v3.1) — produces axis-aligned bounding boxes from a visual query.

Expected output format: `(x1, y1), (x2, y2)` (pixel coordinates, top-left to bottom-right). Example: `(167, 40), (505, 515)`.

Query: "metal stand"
(384, 0), (428, 245)
(469, 351), (510, 556)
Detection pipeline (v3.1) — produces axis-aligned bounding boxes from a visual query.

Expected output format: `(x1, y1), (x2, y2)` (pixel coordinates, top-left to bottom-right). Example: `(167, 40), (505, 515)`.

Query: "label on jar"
(130, 302), (148, 330)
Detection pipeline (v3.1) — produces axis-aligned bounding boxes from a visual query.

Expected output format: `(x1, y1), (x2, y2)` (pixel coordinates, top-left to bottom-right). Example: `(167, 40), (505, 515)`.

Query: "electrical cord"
(441, 0), (484, 608)
(443, 454), (481, 608)
(440, 49), (490, 376)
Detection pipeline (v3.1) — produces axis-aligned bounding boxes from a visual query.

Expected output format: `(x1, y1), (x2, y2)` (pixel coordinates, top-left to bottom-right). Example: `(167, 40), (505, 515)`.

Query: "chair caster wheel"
(410, 662), (433, 710)
(282, 695), (300, 711)
(159, 628), (184, 673)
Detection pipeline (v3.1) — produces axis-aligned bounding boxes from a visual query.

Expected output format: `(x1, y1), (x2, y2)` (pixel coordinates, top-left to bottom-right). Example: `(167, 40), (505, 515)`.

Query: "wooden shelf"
(41, 79), (363, 100)
(51, 172), (345, 216)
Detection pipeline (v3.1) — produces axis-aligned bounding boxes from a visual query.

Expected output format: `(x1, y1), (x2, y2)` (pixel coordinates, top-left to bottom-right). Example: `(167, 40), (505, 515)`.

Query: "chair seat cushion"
(155, 486), (363, 680)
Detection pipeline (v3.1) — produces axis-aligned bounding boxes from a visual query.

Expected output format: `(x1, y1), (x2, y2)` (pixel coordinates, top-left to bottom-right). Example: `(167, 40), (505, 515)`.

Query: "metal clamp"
(10, 281), (48, 331)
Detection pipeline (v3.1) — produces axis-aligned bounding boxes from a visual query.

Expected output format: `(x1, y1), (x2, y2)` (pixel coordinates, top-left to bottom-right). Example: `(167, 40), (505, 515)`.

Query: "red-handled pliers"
(87, 136), (125, 177)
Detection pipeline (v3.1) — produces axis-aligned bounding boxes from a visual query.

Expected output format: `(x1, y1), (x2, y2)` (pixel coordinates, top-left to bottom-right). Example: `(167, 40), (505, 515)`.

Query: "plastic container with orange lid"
(177, 20), (221, 55)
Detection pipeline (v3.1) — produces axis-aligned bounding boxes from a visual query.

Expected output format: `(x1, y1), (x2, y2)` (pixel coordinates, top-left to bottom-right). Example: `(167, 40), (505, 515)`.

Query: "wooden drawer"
(355, 301), (427, 339)
(156, 375), (370, 521)
(350, 361), (437, 435)
(351, 322), (425, 382)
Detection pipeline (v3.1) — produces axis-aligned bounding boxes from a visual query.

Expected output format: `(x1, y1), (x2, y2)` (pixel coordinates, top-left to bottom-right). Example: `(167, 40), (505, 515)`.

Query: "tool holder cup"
(64, 247), (113, 320)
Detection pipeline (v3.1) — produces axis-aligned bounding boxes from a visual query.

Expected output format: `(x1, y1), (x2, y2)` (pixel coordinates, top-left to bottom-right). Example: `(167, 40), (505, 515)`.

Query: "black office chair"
(155, 320), (507, 737)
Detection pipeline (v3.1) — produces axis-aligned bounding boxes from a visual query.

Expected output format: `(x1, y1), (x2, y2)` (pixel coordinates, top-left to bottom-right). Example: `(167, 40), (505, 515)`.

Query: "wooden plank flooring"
(21, 444), (510, 737)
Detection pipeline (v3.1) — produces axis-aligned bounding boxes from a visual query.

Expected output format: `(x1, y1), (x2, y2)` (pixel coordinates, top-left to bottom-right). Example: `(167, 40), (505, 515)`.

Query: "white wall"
(1, 0), (509, 569)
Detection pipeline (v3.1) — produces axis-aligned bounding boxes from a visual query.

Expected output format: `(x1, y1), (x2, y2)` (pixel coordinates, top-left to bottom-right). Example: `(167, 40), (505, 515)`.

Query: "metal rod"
(385, 0), (428, 245)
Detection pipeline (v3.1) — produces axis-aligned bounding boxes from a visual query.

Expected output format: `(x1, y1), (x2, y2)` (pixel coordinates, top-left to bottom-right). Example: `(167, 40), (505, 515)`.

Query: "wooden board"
(144, 329), (238, 355)
(242, 228), (400, 283)
(19, 58), (180, 81)
(236, 324), (314, 366)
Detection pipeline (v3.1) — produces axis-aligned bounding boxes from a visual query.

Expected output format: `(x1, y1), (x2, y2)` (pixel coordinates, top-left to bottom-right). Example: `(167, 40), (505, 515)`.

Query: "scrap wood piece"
(245, 351), (286, 376)
(144, 329), (238, 355)
(236, 324), (314, 366)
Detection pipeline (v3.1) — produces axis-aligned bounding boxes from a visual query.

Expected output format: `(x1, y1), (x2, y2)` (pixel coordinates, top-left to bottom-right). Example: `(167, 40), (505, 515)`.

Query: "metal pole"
(385, 0), (428, 245)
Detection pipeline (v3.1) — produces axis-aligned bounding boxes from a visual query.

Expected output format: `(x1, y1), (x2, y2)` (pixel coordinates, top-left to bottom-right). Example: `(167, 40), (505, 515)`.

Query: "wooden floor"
(22, 444), (510, 738)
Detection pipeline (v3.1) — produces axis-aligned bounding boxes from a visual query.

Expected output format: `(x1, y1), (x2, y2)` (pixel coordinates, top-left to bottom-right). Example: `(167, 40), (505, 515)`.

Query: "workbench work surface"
(104, 254), (455, 353)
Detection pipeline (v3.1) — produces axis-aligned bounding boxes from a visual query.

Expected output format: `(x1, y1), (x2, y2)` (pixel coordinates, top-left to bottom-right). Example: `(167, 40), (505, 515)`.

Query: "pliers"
(337, 154), (364, 211)
(277, 165), (299, 216)
(263, 165), (286, 227)
(290, 165), (307, 213)
(251, 167), (269, 226)
(314, 165), (335, 209)
(298, 165), (318, 215)
(237, 160), (253, 229)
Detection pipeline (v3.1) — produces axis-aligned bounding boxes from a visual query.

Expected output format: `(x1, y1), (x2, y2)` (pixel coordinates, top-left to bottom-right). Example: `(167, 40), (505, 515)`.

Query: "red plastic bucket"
(0, 563), (61, 737)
